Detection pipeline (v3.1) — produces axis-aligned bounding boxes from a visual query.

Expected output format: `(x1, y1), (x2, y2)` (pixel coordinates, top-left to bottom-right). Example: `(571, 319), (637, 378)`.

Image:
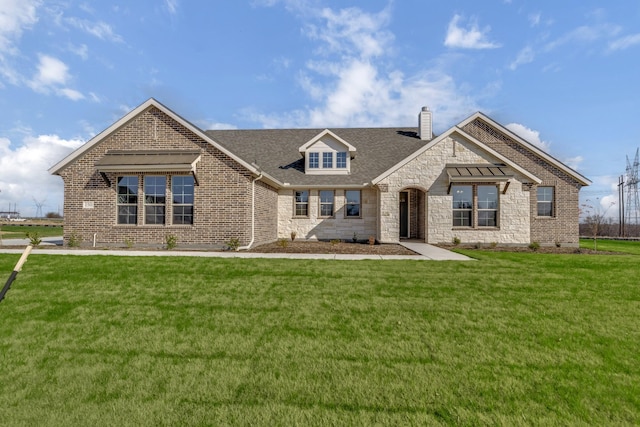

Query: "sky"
(1, 0), (639, 219)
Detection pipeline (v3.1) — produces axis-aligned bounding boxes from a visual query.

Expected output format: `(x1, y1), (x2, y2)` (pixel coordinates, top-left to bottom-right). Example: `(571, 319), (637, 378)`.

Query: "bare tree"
(581, 198), (615, 250)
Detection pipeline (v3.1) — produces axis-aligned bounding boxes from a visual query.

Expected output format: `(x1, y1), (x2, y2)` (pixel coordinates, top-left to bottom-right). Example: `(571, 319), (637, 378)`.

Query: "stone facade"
(56, 107), (278, 248)
(378, 134), (532, 245)
(277, 188), (377, 241)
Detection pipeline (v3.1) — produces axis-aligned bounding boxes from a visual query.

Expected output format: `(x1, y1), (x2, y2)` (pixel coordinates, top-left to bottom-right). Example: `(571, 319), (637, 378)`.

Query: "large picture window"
(172, 175), (194, 225)
(294, 190), (309, 217)
(452, 184), (499, 228)
(117, 176), (138, 224)
(537, 186), (554, 217)
(345, 190), (361, 217)
(319, 190), (334, 217)
(144, 176), (166, 225)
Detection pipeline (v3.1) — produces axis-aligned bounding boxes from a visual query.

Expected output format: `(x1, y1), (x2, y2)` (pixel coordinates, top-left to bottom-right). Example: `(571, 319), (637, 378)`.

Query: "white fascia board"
(459, 112), (592, 186)
(298, 129), (357, 155)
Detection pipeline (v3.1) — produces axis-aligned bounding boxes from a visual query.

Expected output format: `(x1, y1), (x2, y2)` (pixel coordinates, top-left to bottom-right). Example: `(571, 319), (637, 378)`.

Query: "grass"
(580, 237), (640, 255)
(0, 224), (63, 239)
(0, 247), (639, 425)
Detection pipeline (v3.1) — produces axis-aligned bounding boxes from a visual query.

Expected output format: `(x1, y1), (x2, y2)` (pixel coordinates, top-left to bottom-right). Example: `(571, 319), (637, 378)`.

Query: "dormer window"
(309, 152), (319, 169)
(322, 152), (333, 168)
(299, 129), (356, 175)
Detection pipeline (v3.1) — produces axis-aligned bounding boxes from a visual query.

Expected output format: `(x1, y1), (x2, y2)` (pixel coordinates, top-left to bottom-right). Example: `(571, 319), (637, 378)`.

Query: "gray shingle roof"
(205, 127), (429, 187)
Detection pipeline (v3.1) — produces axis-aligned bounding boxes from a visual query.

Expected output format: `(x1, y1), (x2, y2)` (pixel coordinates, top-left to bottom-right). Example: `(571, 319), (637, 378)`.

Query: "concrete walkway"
(0, 238), (470, 261)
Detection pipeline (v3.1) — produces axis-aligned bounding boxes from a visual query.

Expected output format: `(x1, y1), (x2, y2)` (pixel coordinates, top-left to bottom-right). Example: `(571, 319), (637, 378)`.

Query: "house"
(49, 98), (590, 249)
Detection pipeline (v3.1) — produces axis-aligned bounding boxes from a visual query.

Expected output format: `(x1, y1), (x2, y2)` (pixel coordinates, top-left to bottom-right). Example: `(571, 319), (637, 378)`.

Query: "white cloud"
(528, 13), (541, 27)
(505, 123), (551, 152)
(444, 14), (501, 49)
(65, 17), (123, 43)
(250, 6), (479, 130)
(0, 0), (40, 54)
(545, 24), (621, 52)
(608, 33), (640, 52)
(304, 6), (393, 58)
(563, 155), (584, 170)
(165, 0), (179, 15)
(28, 54), (83, 100)
(0, 133), (83, 217)
(509, 46), (535, 70)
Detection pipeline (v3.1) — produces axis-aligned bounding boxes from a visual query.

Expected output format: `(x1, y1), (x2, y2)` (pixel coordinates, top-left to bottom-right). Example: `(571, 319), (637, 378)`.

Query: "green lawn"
(1, 249), (639, 425)
(580, 237), (640, 255)
(0, 224), (63, 239)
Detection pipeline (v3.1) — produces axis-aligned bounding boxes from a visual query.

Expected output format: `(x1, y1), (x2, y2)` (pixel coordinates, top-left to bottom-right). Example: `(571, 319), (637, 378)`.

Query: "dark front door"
(399, 191), (409, 238)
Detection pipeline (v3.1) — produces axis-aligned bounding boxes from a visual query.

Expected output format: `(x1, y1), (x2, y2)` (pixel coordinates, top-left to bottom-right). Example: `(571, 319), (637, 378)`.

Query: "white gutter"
(239, 173), (263, 251)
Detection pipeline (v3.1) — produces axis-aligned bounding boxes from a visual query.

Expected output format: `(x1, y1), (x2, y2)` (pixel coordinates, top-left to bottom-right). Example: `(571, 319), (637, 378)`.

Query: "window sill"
(535, 216), (556, 220)
(452, 227), (501, 231)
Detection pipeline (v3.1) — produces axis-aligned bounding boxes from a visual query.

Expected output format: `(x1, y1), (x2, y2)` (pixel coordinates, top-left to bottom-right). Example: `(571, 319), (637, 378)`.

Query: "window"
(345, 190), (361, 217)
(452, 185), (473, 227)
(537, 186), (554, 217)
(322, 152), (333, 168)
(477, 185), (498, 227)
(453, 184), (499, 228)
(172, 176), (194, 225)
(117, 176), (138, 224)
(144, 176), (166, 225)
(309, 152), (319, 169)
(336, 152), (347, 168)
(294, 190), (309, 217)
(319, 190), (334, 217)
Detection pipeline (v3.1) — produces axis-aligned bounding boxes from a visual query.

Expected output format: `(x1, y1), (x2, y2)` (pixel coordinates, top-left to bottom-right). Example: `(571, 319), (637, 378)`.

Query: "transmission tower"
(33, 197), (46, 218)
(624, 148), (640, 232)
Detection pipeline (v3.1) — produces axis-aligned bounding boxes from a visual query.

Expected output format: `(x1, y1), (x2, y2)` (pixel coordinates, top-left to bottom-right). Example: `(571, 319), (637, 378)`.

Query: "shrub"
(474, 242), (483, 249)
(124, 238), (134, 249)
(352, 232), (358, 243)
(26, 231), (42, 246)
(277, 238), (289, 248)
(290, 231), (297, 241)
(226, 237), (240, 251)
(529, 241), (540, 251)
(68, 232), (81, 248)
(330, 239), (341, 246)
(452, 236), (461, 246)
(489, 241), (498, 249)
(165, 234), (177, 250)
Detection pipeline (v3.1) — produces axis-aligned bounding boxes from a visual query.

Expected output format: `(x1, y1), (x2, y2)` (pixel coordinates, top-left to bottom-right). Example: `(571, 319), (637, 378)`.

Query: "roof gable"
(458, 112), (591, 186)
(48, 98), (270, 182)
(298, 129), (357, 156)
(372, 125), (542, 185)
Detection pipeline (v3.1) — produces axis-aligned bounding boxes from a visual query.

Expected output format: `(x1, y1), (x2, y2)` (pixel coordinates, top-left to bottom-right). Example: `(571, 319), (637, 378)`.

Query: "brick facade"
(462, 119), (582, 246)
(56, 107), (278, 248)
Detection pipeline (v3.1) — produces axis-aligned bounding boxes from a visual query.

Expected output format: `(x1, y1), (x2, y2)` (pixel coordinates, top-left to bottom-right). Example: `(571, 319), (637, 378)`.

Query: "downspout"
(239, 173), (263, 251)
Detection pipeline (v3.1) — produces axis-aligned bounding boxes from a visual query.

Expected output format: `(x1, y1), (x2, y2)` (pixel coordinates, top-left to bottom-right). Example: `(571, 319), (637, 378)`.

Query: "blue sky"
(1, 0), (639, 218)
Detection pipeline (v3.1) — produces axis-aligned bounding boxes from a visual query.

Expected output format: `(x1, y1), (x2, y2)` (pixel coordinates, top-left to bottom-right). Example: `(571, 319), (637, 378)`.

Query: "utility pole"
(618, 175), (625, 237)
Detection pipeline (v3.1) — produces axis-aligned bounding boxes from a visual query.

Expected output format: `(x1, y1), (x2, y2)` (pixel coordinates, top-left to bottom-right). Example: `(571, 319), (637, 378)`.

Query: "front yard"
(0, 247), (638, 425)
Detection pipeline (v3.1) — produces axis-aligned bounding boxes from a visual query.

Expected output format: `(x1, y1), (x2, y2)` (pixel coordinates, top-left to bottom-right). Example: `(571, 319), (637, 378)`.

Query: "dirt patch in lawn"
(250, 241), (419, 255)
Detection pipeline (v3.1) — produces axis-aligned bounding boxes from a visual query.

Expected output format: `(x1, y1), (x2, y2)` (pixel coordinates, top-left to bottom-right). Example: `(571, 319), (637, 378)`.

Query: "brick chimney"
(418, 106), (432, 141)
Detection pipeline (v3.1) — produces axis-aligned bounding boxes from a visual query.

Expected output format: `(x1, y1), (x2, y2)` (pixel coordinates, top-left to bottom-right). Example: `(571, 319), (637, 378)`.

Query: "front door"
(399, 191), (409, 238)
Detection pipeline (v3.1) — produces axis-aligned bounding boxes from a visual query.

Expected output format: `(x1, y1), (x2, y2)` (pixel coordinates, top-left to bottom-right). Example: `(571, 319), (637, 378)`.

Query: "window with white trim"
(309, 152), (319, 169)
(477, 186), (498, 227)
(537, 186), (554, 217)
(322, 152), (333, 168)
(336, 152), (347, 169)
(452, 185), (473, 227)
(319, 190), (334, 217)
